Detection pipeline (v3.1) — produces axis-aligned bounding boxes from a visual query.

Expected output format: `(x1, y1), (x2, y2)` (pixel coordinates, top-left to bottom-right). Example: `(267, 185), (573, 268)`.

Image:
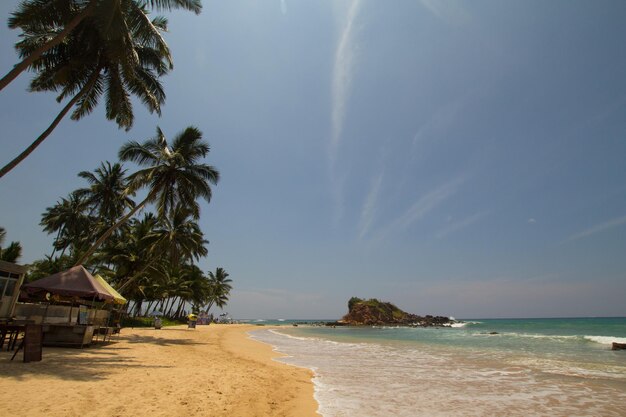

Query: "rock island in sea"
(332, 297), (457, 327)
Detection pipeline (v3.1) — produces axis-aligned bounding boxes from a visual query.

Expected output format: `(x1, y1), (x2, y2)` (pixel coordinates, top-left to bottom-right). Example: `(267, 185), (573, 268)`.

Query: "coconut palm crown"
(120, 126), (220, 220)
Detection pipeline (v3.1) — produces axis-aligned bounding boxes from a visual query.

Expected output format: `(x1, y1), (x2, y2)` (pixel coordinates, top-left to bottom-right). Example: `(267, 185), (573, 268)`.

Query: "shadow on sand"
(0, 328), (202, 382)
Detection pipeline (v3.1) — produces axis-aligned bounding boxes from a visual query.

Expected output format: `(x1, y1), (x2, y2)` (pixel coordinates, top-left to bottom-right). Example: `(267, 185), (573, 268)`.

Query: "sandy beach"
(0, 324), (319, 417)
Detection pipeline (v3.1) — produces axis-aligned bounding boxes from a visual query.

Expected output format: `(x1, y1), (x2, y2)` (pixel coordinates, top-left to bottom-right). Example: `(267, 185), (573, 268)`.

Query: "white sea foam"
(583, 335), (626, 345)
(250, 328), (626, 417)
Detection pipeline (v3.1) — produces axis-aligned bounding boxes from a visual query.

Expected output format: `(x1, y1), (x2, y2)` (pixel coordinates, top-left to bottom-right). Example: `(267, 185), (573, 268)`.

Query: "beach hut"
(17, 266), (118, 346)
(21, 265), (114, 303)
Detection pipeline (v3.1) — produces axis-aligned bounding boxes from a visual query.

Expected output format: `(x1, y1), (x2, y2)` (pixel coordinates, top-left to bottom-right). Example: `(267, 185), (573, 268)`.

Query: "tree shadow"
(119, 333), (203, 346)
(0, 330), (200, 382)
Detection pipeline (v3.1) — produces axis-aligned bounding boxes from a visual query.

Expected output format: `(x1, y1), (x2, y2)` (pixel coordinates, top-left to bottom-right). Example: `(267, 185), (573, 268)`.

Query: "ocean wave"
(451, 321), (483, 327)
(472, 332), (579, 341)
(267, 328), (312, 341)
(583, 335), (626, 345)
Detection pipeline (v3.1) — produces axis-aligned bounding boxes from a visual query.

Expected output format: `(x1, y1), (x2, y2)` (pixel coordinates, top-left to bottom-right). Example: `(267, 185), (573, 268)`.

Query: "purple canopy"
(21, 265), (114, 302)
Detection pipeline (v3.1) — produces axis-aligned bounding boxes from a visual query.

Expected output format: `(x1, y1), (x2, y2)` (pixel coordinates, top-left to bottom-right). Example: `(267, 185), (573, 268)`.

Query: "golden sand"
(0, 324), (319, 417)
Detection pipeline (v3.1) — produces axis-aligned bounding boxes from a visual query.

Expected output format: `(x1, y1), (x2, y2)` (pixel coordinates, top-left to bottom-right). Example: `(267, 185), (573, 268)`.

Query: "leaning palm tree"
(0, 0), (202, 92)
(0, 3), (172, 179)
(74, 126), (219, 266)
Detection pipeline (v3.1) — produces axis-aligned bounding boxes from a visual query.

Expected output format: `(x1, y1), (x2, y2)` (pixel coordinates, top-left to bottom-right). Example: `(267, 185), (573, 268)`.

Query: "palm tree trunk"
(175, 299), (185, 318)
(162, 298), (170, 317)
(0, 0), (97, 92)
(50, 228), (63, 258)
(74, 192), (154, 266)
(165, 297), (176, 317)
(134, 299), (143, 316)
(145, 300), (155, 314)
(0, 69), (100, 179)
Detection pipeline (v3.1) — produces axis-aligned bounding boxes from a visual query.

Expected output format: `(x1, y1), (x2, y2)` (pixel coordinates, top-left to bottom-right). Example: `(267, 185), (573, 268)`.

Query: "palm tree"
(205, 267), (232, 312)
(114, 207), (208, 294)
(0, 227), (23, 263)
(74, 126), (219, 265)
(0, 2), (172, 179)
(26, 254), (77, 282)
(75, 161), (135, 225)
(146, 206), (208, 264)
(0, 0), (202, 92)
(40, 192), (93, 256)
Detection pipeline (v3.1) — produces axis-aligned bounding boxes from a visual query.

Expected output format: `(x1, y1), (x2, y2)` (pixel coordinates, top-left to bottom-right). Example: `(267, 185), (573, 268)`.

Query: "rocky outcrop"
(338, 297), (456, 327)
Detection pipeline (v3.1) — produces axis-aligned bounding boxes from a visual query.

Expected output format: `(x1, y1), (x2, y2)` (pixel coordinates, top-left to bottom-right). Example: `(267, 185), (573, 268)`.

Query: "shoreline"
(0, 324), (319, 417)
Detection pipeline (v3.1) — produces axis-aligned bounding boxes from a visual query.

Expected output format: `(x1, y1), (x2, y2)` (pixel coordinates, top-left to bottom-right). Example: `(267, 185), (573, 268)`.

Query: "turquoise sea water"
(249, 317), (626, 417)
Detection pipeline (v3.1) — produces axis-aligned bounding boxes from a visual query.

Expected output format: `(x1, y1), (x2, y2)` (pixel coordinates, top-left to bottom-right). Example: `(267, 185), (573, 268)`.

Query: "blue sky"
(1, 0), (625, 319)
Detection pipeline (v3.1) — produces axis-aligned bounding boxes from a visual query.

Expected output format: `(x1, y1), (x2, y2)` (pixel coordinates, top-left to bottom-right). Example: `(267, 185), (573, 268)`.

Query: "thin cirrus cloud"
(358, 170), (384, 239)
(419, 0), (471, 25)
(280, 0), (287, 15)
(329, 0), (362, 223)
(435, 211), (489, 239)
(330, 0), (361, 163)
(371, 175), (467, 242)
(563, 214), (626, 243)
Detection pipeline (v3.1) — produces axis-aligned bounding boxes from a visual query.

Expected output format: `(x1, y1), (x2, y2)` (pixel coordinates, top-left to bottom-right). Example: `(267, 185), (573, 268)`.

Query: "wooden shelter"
(0, 260), (27, 319)
(17, 266), (123, 347)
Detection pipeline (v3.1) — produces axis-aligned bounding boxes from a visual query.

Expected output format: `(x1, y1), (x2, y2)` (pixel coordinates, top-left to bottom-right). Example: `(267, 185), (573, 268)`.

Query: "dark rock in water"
(489, 332), (499, 335)
(612, 342), (626, 351)
(339, 297), (456, 327)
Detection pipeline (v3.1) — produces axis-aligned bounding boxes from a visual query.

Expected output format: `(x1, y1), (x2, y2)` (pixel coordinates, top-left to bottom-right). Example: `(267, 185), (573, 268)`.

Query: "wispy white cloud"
(410, 91), (474, 156)
(419, 0), (471, 25)
(564, 214), (626, 243)
(528, 218), (536, 224)
(280, 0), (287, 15)
(373, 175), (466, 241)
(329, 0), (362, 224)
(435, 211), (488, 239)
(330, 0), (361, 163)
(358, 171), (384, 239)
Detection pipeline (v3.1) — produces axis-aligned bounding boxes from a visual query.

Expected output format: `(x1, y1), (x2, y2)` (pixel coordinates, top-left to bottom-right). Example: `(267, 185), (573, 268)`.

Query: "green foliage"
(353, 298), (405, 316)
(0, 227), (23, 263)
(121, 316), (186, 328)
(26, 254), (77, 282)
(348, 297), (363, 312)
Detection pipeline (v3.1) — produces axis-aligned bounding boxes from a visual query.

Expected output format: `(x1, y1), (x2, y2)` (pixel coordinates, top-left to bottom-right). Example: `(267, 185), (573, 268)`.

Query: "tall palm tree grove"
(75, 126), (219, 266)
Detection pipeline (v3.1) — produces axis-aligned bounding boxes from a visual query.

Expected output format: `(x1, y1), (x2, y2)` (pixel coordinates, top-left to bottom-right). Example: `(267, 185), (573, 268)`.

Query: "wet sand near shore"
(0, 324), (319, 417)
